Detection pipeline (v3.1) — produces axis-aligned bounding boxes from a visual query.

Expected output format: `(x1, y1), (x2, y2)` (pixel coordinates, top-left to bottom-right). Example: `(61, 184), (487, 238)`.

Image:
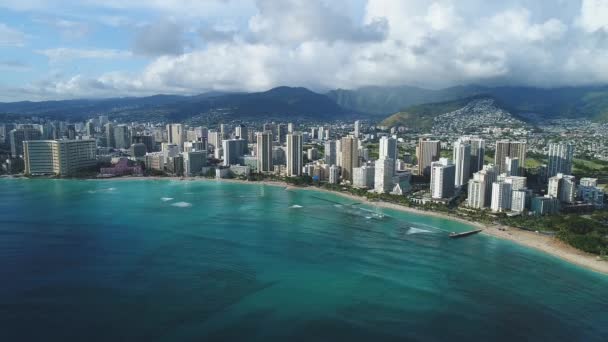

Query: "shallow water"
(1, 179), (607, 341)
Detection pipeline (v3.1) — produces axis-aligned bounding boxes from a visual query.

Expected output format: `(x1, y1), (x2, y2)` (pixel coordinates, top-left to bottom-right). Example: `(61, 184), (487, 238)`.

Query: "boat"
(449, 229), (483, 239)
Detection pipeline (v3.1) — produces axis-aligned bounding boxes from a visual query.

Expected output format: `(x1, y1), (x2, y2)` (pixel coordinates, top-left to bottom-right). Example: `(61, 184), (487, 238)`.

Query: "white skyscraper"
(505, 157), (519, 177)
(547, 143), (574, 177)
(430, 158), (455, 199)
(548, 173), (576, 203)
(324, 140), (337, 166)
(505, 176), (527, 191)
(182, 150), (206, 176)
(166, 124), (185, 150)
(257, 131), (273, 173)
(374, 158), (395, 193)
(235, 125), (248, 142)
(467, 179), (486, 209)
(354, 120), (360, 138)
(491, 181), (512, 212)
(511, 189), (527, 213)
(329, 165), (340, 184)
(24, 139), (97, 176)
(379, 136), (397, 172)
(286, 132), (303, 177)
(453, 140), (471, 188)
(353, 164), (375, 189)
(474, 164), (498, 208)
(222, 139), (246, 166)
(208, 130), (221, 149)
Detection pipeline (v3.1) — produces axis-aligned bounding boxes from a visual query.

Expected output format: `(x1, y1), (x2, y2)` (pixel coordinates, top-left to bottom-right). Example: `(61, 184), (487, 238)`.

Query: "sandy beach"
(80, 176), (608, 275)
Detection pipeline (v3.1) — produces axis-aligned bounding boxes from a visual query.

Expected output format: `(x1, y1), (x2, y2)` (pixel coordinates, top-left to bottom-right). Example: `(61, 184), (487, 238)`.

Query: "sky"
(0, 0), (607, 101)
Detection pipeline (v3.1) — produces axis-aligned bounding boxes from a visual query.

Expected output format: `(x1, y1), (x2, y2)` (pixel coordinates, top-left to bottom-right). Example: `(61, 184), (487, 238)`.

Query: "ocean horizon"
(1, 178), (607, 341)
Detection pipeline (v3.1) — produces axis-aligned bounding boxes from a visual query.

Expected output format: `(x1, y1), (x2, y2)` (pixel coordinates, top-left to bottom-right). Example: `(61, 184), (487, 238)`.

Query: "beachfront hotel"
(24, 139), (97, 176)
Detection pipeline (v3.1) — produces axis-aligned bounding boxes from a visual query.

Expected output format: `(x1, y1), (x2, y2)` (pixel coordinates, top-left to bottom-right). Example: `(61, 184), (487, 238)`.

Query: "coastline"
(8, 175), (608, 275)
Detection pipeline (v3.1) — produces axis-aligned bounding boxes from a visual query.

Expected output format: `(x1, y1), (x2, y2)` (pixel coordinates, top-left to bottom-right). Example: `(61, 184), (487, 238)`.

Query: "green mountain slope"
(380, 97), (473, 129)
(329, 85), (608, 122)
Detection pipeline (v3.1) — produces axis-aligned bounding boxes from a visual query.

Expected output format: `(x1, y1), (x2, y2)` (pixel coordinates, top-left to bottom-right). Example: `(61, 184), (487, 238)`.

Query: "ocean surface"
(1, 179), (607, 341)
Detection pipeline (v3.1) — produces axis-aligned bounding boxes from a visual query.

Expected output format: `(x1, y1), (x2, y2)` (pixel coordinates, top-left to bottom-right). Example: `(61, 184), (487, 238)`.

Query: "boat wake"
(171, 202), (192, 208)
(406, 227), (434, 235)
(289, 205), (303, 209)
(161, 197), (174, 202)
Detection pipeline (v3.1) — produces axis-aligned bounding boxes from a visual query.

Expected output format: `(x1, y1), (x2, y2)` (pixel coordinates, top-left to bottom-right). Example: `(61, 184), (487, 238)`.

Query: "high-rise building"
(166, 124), (185, 149)
(468, 137), (485, 176)
(113, 125), (130, 149)
(430, 158), (455, 199)
(66, 125), (76, 140)
(286, 133), (303, 177)
(307, 147), (318, 161)
(194, 126), (208, 141)
(578, 178), (605, 209)
(287, 123), (294, 133)
(132, 135), (155, 153)
(354, 120), (360, 138)
(329, 165), (340, 184)
(467, 179), (486, 209)
(548, 173), (576, 203)
(182, 150), (207, 176)
(340, 136), (359, 182)
(453, 140), (471, 187)
(379, 136), (397, 172)
(317, 126), (325, 141)
(208, 130), (221, 149)
(222, 139), (246, 166)
(324, 140), (336, 166)
(505, 176), (527, 190)
(505, 157), (519, 176)
(495, 140), (526, 175)
(491, 181), (512, 213)
(374, 158), (394, 193)
(10, 127), (42, 157)
(85, 121), (96, 137)
(235, 125), (249, 143)
(417, 138), (440, 177)
(104, 123), (115, 148)
(130, 143), (147, 157)
(511, 189), (528, 213)
(353, 164), (375, 189)
(547, 143), (574, 178)
(474, 164), (498, 208)
(531, 196), (560, 216)
(276, 124), (287, 144)
(257, 131), (273, 173)
(24, 139), (97, 176)
(219, 124), (228, 139)
(183, 141), (206, 152)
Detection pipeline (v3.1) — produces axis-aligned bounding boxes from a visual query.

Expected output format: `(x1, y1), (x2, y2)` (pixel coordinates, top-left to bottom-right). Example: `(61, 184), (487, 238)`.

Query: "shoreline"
(6, 175), (608, 275)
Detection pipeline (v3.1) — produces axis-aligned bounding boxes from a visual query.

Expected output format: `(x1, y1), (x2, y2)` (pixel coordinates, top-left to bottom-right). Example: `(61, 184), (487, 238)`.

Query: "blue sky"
(0, 0), (607, 101)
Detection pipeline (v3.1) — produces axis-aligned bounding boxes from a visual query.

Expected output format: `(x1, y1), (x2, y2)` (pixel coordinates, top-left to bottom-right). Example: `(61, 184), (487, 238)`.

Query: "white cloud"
(7, 0), (608, 101)
(578, 0), (608, 32)
(0, 60), (31, 71)
(0, 23), (26, 46)
(37, 48), (132, 63)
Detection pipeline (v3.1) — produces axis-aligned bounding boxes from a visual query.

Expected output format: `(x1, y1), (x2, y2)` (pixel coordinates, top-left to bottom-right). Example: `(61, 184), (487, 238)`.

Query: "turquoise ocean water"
(1, 178), (607, 341)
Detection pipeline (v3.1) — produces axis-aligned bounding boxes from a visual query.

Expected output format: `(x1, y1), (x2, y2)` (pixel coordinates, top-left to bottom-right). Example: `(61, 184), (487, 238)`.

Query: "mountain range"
(1, 85), (608, 124)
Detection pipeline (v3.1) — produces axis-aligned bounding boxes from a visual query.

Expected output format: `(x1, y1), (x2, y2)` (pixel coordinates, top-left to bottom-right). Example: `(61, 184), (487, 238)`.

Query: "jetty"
(449, 229), (483, 239)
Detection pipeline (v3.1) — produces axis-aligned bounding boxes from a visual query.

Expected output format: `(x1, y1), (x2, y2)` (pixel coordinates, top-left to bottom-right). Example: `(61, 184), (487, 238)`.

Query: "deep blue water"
(1, 178), (607, 341)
